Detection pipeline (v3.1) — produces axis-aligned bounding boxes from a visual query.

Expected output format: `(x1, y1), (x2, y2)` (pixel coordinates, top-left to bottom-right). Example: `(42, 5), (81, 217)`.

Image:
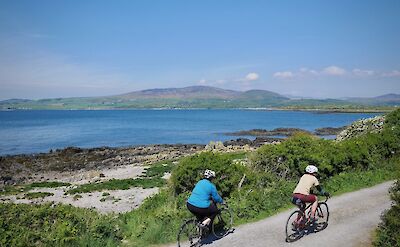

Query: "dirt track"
(173, 181), (393, 247)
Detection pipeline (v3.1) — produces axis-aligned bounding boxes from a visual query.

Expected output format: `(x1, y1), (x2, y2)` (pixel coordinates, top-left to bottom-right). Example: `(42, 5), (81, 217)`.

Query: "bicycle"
(177, 203), (233, 247)
(285, 196), (330, 242)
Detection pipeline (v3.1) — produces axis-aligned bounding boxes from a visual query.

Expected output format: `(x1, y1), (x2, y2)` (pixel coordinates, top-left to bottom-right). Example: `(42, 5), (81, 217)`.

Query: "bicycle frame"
(293, 196), (329, 229)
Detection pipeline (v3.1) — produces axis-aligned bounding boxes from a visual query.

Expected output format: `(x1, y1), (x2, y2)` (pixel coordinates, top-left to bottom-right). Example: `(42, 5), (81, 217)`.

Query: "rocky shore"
(0, 138), (282, 186)
(0, 144), (205, 185)
(225, 126), (346, 137)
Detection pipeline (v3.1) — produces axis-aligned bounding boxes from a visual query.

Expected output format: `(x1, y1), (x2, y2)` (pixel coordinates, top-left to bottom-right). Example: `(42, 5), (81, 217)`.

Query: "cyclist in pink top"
(292, 165), (330, 224)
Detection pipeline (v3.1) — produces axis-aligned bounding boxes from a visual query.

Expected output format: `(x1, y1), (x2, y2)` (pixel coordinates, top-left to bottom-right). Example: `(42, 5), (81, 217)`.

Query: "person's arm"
(210, 184), (223, 203)
(315, 185), (330, 197)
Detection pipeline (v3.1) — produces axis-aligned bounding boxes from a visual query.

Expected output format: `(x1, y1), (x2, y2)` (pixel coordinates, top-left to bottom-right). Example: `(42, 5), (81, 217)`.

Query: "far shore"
(0, 106), (393, 113)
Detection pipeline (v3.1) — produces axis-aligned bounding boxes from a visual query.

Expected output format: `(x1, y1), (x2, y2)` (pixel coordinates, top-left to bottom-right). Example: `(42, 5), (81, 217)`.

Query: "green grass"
(25, 181), (71, 189)
(67, 177), (165, 194)
(142, 161), (174, 178)
(0, 181), (71, 196)
(24, 192), (54, 199)
(0, 203), (121, 247)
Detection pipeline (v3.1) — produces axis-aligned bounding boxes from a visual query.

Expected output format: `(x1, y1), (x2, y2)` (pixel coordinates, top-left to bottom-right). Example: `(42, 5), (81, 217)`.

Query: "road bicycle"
(177, 203), (233, 247)
(285, 196), (330, 242)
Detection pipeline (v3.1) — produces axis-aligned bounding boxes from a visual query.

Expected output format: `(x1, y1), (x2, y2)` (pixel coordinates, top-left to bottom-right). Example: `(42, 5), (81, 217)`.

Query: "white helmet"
(204, 169), (216, 179)
(305, 165), (318, 174)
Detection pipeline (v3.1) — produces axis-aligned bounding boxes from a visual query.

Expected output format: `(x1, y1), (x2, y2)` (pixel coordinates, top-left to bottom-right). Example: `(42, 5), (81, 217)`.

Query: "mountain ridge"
(0, 86), (399, 109)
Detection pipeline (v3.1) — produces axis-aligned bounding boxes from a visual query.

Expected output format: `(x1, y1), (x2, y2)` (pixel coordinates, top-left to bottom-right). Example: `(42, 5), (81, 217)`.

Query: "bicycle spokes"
(178, 219), (202, 247)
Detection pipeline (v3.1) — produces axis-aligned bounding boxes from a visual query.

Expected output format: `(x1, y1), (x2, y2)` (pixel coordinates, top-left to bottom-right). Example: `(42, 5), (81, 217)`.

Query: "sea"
(0, 109), (381, 156)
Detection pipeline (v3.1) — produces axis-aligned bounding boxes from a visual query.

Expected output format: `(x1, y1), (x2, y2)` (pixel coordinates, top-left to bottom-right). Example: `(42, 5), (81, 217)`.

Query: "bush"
(0, 203), (121, 247)
(120, 189), (190, 246)
(374, 180), (400, 247)
(171, 152), (248, 197)
(250, 133), (336, 180)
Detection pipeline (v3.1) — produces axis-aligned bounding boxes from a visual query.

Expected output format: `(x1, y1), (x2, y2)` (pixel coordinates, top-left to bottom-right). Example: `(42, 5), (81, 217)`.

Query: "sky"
(0, 0), (399, 100)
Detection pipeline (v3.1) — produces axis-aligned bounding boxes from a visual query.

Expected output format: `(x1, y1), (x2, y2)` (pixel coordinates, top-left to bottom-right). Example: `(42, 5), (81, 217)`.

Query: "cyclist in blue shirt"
(187, 169), (224, 227)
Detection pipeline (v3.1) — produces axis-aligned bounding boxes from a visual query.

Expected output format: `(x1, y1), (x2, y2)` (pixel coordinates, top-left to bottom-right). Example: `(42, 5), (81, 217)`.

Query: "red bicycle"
(285, 196), (330, 242)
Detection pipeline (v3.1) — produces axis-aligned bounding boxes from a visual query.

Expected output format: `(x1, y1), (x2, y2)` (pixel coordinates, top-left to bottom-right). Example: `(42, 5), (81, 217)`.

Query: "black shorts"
(187, 202), (219, 221)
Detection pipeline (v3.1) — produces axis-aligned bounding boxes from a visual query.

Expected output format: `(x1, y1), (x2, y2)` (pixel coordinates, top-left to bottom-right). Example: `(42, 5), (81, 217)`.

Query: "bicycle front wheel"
(177, 219), (201, 247)
(212, 206), (233, 239)
(285, 210), (305, 242)
(315, 202), (329, 232)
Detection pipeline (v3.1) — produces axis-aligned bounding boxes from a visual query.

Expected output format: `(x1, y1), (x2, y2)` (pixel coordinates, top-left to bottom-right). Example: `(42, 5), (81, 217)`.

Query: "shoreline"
(0, 107), (393, 113)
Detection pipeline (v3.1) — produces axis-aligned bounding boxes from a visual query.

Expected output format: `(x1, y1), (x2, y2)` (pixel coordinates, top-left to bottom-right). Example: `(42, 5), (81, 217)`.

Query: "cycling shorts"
(292, 193), (317, 203)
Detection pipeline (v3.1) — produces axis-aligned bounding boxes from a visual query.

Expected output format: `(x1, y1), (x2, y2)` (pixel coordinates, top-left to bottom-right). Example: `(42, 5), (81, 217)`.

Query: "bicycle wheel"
(177, 219), (201, 247)
(315, 202), (329, 232)
(285, 210), (305, 242)
(211, 206), (233, 239)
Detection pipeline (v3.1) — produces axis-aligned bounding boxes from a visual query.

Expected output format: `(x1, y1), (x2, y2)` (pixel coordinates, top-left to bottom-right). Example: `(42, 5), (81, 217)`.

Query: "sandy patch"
(0, 163), (164, 213)
(27, 164), (147, 185)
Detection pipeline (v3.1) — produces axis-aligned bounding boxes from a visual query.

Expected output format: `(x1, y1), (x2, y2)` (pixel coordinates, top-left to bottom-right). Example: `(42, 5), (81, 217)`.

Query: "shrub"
(250, 133), (335, 179)
(374, 180), (400, 247)
(120, 189), (190, 246)
(0, 203), (121, 246)
(171, 152), (249, 197)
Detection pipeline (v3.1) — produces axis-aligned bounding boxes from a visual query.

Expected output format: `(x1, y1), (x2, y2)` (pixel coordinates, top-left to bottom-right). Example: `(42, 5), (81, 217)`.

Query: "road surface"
(173, 181), (392, 247)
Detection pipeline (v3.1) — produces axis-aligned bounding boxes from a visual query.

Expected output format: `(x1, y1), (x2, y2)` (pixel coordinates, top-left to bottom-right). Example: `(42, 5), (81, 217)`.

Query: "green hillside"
(0, 86), (398, 110)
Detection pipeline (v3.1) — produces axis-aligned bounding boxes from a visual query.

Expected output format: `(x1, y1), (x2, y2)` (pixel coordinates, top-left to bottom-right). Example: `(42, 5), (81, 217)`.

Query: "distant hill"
(346, 94), (400, 106)
(117, 86), (240, 99)
(0, 86), (398, 110)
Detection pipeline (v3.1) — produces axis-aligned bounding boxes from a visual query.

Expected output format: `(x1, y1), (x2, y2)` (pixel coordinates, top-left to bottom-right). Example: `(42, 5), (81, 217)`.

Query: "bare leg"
(311, 197), (318, 219)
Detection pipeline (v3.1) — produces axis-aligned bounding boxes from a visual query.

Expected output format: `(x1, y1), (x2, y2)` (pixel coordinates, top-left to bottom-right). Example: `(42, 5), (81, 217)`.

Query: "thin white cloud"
(273, 65), (370, 80)
(299, 68), (319, 76)
(322, 66), (346, 76)
(382, 70), (400, 77)
(273, 71), (294, 79)
(245, 72), (259, 81)
(352, 69), (375, 76)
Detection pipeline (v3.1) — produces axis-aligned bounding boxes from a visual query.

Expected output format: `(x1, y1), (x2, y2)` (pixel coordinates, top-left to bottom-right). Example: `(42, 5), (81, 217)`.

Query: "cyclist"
(187, 169), (224, 228)
(292, 165), (330, 224)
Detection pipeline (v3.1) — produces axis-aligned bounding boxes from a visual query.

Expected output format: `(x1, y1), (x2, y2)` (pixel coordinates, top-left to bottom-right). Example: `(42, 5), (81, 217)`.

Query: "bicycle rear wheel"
(315, 202), (329, 232)
(285, 210), (305, 242)
(212, 206), (233, 239)
(177, 219), (201, 247)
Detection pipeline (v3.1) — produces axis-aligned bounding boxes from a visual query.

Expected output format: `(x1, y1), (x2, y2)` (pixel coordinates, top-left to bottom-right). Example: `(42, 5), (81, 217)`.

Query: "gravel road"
(173, 181), (393, 247)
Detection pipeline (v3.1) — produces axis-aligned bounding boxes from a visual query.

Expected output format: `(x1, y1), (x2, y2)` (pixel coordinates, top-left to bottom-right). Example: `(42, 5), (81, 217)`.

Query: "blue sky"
(0, 0), (399, 100)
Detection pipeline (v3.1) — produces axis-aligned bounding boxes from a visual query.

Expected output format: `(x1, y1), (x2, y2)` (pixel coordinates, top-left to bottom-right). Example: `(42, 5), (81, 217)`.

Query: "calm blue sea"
(0, 110), (381, 156)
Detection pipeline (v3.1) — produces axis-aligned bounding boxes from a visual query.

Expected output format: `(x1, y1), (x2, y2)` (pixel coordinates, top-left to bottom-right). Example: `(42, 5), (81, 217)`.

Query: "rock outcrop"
(335, 115), (385, 141)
